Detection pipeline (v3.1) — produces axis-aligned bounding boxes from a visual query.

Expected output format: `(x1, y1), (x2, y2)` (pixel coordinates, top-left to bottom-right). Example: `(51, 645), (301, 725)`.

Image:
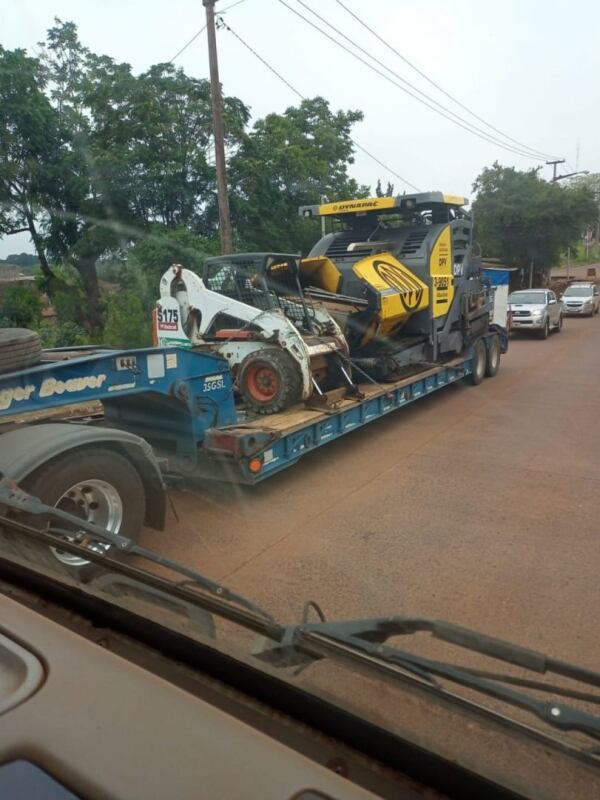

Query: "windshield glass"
(1, 5), (599, 799)
(509, 292), (546, 304)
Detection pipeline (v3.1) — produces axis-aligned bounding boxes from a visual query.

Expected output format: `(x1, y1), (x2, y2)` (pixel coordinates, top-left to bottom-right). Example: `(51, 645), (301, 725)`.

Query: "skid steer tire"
(22, 447), (146, 582)
(485, 335), (501, 378)
(0, 328), (42, 374)
(468, 339), (486, 385)
(238, 349), (303, 414)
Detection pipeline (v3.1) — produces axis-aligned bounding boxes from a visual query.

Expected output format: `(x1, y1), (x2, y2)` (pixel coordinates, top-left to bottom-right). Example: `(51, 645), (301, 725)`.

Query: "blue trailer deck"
(197, 354), (474, 483)
(0, 332), (505, 490)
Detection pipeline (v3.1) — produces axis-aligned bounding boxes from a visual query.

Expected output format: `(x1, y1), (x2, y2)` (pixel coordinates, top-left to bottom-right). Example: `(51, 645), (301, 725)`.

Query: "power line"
(291, 0), (553, 161)
(335, 0), (559, 161)
(169, 26), (207, 63)
(218, 16), (421, 191)
(168, 0), (247, 64)
(280, 0), (556, 161)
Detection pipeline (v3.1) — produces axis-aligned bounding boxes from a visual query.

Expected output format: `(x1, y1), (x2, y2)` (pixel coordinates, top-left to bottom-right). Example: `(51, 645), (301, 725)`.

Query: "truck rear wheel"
(0, 328), (42, 374)
(485, 335), (501, 378)
(468, 339), (487, 385)
(238, 349), (303, 414)
(22, 447), (145, 580)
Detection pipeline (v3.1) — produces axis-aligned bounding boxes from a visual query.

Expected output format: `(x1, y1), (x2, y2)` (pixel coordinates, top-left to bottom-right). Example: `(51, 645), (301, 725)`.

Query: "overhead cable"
(218, 16), (422, 191)
(168, 0), (247, 63)
(280, 0), (558, 161)
(335, 0), (559, 160)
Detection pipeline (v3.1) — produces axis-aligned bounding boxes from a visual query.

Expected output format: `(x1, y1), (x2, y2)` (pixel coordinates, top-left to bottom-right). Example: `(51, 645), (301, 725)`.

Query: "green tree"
(37, 320), (90, 347)
(127, 225), (217, 285)
(103, 291), (151, 349)
(0, 46), (64, 279)
(1, 20), (249, 337)
(229, 97), (368, 253)
(0, 284), (42, 327)
(472, 163), (598, 286)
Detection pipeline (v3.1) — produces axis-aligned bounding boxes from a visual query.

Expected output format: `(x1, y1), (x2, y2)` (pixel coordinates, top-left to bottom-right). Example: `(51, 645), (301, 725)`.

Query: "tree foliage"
(0, 284), (42, 328)
(473, 163), (598, 284)
(229, 98), (368, 253)
(103, 291), (151, 349)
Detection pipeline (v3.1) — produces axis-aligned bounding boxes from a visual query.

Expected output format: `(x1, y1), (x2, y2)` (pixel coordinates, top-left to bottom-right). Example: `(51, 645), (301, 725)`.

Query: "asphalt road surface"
(143, 313), (600, 670)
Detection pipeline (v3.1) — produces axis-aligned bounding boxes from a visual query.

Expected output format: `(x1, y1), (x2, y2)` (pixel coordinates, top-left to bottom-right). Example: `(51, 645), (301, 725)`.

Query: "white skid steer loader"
(154, 253), (356, 414)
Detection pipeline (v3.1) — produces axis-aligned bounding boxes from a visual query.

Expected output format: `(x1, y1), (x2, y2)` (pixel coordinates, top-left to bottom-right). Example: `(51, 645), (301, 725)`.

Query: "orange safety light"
(248, 457), (263, 474)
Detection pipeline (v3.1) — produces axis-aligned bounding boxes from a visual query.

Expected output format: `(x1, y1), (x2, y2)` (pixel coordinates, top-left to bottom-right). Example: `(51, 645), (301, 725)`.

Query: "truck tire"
(22, 446), (146, 580)
(538, 318), (550, 339)
(238, 349), (303, 414)
(0, 328), (42, 374)
(485, 335), (501, 377)
(468, 339), (486, 385)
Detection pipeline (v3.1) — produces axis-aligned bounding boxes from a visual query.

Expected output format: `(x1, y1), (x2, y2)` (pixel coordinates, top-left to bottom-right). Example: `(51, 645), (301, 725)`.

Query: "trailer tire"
(485, 335), (501, 378)
(468, 339), (487, 385)
(22, 447), (146, 581)
(0, 328), (42, 374)
(238, 349), (303, 414)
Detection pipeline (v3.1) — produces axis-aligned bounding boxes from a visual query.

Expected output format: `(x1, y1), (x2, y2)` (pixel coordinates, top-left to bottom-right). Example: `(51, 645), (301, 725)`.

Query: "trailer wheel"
(22, 447), (145, 580)
(0, 328), (42, 375)
(485, 335), (501, 378)
(468, 339), (487, 385)
(238, 349), (302, 414)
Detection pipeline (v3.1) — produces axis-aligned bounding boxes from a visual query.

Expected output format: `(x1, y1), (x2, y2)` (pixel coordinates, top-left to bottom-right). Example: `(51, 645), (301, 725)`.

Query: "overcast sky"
(2, 0), (599, 257)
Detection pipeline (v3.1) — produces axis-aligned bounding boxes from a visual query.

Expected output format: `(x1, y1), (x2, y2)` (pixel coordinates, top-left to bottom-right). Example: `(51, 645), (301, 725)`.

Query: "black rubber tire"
(554, 314), (563, 333)
(0, 328), (42, 374)
(485, 335), (501, 377)
(538, 318), (550, 339)
(238, 349), (303, 414)
(468, 339), (486, 385)
(595, 305), (599, 315)
(22, 447), (146, 580)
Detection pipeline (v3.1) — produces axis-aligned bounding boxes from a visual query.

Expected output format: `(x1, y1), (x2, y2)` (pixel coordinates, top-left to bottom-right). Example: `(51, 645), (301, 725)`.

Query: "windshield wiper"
(0, 483), (277, 632)
(3, 484), (599, 747)
(256, 616), (600, 742)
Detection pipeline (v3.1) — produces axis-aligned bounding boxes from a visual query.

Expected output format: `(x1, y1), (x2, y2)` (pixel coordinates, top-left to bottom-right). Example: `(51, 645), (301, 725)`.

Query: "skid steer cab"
(154, 253), (354, 415)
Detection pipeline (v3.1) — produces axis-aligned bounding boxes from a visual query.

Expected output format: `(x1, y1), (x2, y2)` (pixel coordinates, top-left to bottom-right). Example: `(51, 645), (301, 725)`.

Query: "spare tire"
(0, 328), (42, 375)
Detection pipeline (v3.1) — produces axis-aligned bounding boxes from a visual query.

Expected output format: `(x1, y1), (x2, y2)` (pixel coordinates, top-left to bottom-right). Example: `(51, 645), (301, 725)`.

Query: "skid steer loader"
(154, 253), (354, 414)
(298, 192), (497, 380)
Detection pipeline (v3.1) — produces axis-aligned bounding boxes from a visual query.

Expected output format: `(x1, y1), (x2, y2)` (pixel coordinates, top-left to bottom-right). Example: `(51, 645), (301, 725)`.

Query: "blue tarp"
(482, 268), (509, 286)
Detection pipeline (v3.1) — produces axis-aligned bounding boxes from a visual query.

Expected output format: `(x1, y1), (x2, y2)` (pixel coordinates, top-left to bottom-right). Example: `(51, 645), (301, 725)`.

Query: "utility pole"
(204, 0), (233, 254)
(546, 159), (565, 182)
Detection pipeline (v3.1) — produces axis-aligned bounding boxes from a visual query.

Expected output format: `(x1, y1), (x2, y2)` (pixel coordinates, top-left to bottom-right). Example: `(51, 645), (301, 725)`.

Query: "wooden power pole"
(204, 0), (233, 254)
(546, 159), (565, 182)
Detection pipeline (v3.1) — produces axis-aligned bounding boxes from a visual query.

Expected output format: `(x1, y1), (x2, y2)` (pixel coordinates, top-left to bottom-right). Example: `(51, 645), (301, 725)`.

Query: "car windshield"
(509, 292), (546, 304)
(564, 285), (594, 296)
(1, 4), (599, 799)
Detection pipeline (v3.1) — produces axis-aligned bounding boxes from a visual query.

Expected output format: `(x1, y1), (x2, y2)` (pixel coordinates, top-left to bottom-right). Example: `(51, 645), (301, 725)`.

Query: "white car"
(508, 289), (563, 339)
(561, 283), (600, 316)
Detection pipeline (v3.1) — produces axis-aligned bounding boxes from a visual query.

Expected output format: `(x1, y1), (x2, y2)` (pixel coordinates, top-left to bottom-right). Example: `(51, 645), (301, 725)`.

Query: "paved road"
(143, 314), (600, 670)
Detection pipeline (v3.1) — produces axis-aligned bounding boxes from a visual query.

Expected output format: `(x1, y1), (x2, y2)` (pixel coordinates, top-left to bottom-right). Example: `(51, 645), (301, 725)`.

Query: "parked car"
(508, 289), (563, 339)
(560, 282), (600, 316)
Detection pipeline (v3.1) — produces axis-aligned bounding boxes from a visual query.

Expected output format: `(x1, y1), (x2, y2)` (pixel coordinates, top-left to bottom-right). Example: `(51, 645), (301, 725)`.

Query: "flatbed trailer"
(0, 329), (506, 542)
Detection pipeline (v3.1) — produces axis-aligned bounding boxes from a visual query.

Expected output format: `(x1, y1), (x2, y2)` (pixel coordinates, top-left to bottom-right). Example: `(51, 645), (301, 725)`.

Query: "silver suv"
(561, 282), (600, 316)
(508, 289), (563, 339)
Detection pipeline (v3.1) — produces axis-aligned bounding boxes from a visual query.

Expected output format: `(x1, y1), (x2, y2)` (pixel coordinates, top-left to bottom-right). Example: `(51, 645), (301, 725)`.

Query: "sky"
(1, 0), (599, 257)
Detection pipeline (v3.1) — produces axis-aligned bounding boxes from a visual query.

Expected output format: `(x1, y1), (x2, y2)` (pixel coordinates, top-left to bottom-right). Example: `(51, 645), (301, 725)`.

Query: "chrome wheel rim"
(51, 479), (123, 567)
